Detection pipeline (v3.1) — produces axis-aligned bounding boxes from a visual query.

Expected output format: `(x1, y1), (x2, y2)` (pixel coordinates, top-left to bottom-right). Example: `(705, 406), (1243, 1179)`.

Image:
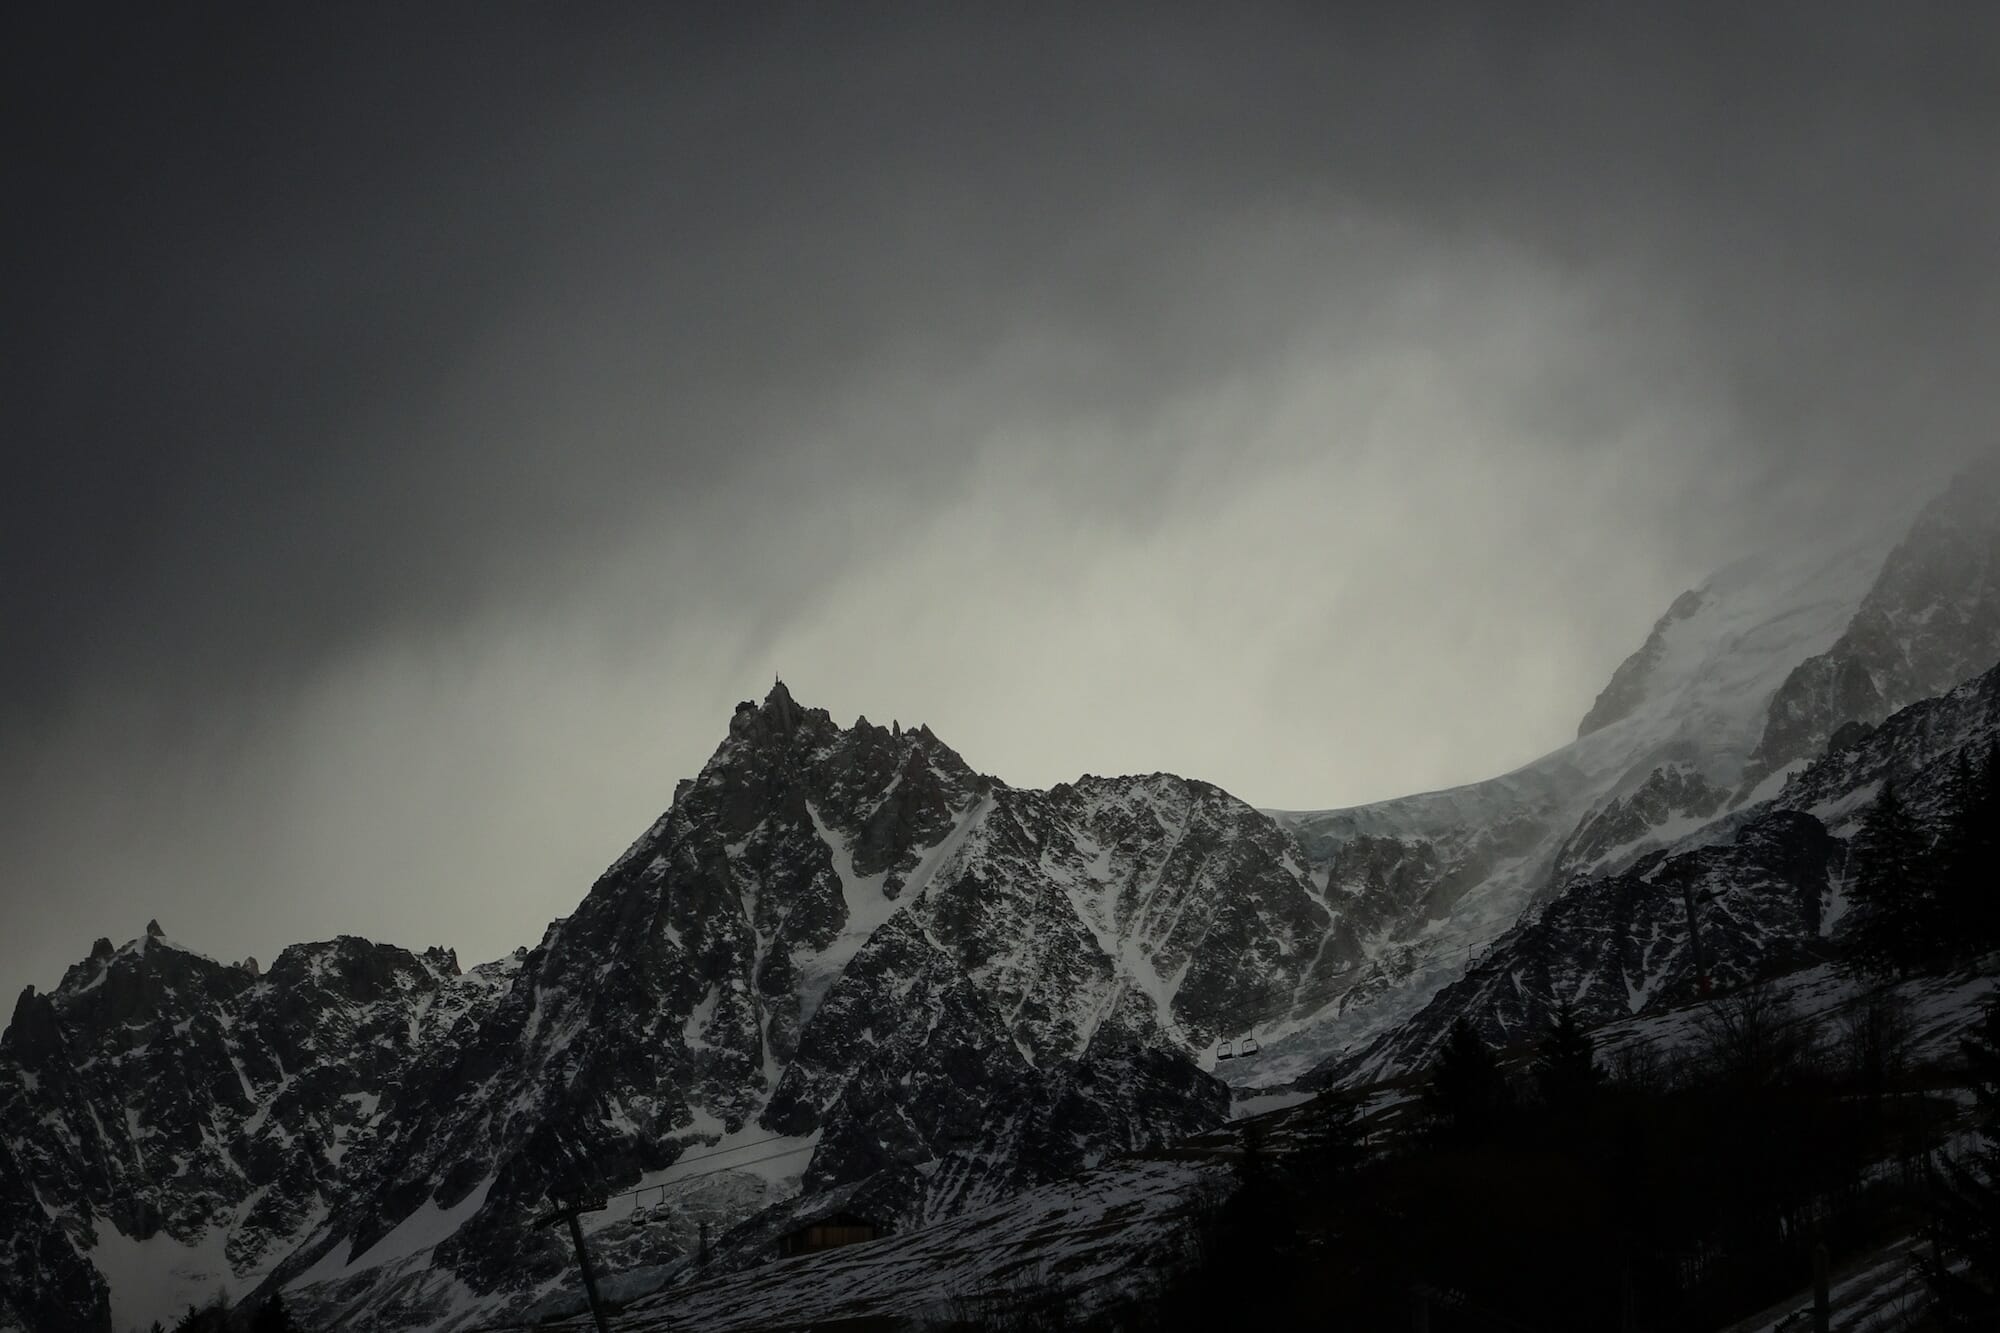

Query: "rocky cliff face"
(1325, 807), (1840, 1084)
(0, 930), (497, 1333)
(280, 690), (1329, 1327)
(1327, 656), (2000, 1085)
(1545, 763), (1726, 889)
(1251, 524), (1897, 1081)
(1251, 466), (1999, 1084)
(1742, 459), (2000, 796)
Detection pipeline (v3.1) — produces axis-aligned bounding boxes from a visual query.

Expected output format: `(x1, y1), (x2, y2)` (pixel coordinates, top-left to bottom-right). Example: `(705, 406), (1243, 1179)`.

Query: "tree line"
(937, 976), (2000, 1331)
(146, 1293), (301, 1333)
(1842, 740), (2000, 975)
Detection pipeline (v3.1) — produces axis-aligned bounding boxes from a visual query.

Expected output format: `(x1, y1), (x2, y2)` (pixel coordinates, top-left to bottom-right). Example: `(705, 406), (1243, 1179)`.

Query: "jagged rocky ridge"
(259, 695), (1269, 1329)
(0, 931), (506, 1332)
(5, 689), (1308, 1331)
(5, 464), (1999, 1332)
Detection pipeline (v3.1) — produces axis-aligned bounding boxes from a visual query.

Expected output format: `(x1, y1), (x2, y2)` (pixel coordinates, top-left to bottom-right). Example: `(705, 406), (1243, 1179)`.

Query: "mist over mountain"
(6, 465), (1999, 1331)
(11, 8), (2000, 1326)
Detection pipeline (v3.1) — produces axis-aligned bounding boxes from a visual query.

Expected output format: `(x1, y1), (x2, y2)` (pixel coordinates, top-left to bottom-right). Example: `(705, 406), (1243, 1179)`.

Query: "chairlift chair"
(1239, 1036), (1261, 1057)
(1215, 1040), (1235, 1062)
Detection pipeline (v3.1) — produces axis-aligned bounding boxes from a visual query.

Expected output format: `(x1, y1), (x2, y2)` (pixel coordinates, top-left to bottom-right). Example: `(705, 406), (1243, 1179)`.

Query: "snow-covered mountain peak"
(1576, 586), (1707, 738)
(1740, 457), (2000, 795)
(1568, 522), (1902, 795)
(1251, 502), (1953, 1081)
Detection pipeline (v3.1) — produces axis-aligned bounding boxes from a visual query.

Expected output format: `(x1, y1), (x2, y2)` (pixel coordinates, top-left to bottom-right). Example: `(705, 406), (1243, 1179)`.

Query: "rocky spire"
(764, 678), (800, 731)
(728, 678), (814, 748)
(2, 986), (65, 1063)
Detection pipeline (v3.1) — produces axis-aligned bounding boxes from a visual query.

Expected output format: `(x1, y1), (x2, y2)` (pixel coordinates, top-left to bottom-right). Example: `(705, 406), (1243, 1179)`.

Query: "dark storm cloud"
(4, 2), (1997, 992)
(11, 2), (1992, 719)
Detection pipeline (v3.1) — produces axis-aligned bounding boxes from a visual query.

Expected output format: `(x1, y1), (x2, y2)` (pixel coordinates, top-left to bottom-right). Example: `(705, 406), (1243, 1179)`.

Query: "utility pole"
(536, 1187), (612, 1333)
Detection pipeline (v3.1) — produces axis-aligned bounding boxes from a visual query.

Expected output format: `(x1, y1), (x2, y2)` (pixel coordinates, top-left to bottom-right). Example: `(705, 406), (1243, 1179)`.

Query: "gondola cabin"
(776, 1212), (884, 1259)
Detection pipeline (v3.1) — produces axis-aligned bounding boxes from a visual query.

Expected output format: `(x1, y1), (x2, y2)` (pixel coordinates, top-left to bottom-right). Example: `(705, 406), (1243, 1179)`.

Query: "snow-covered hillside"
(1248, 467), (2000, 1086)
(1248, 520), (1903, 1082)
(1322, 635), (2000, 1087)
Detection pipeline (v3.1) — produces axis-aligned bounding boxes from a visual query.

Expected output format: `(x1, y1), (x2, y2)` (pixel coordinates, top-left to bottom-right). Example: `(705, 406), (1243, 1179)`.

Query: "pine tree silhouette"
(1938, 742), (2000, 954)
(1842, 780), (1935, 975)
(1424, 1017), (1513, 1141)
(1234, 1116), (1279, 1209)
(1924, 985), (2000, 1325)
(1297, 1094), (1363, 1194)
(250, 1294), (299, 1333)
(1533, 1000), (1600, 1118)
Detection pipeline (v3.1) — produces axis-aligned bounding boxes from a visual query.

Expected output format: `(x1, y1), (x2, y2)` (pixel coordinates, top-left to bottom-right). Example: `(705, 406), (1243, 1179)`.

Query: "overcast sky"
(4, 3), (1996, 996)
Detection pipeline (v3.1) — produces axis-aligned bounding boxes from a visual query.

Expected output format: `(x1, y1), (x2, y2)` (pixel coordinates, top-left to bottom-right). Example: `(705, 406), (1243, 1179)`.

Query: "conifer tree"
(1235, 1116), (1275, 1196)
(1297, 1094), (1363, 1194)
(1842, 780), (1933, 975)
(1533, 1000), (1600, 1118)
(1212, 1117), (1291, 1286)
(1424, 1017), (1512, 1141)
(251, 1294), (299, 1333)
(1924, 986), (2000, 1325)
(1939, 742), (2000, 953)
